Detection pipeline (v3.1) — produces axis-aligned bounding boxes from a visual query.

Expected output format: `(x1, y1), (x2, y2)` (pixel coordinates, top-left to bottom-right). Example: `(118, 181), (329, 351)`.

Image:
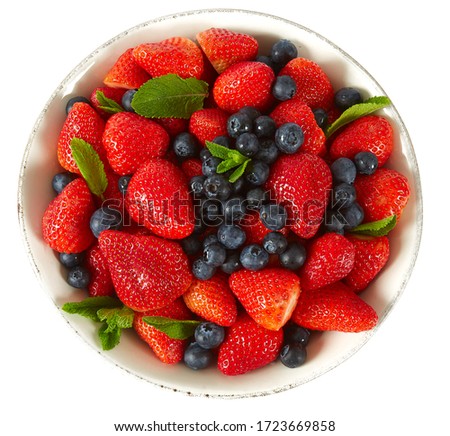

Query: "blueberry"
(313, 108), (328, 129)
(239, 106), (261, 121)
(173, 132), (198, 159)
(67, 265), (90, 289)
(59, 252), (84, 268)
(330, 157), (357, 184)
(333, 183), (356, 207)
(200, 198), (223, 225)
(90, 207), (123, 238)
(255, 55), (276, 70)
(240, 244), (269, 271)
(65, 96), (90, 114)
(221, 251), (242, 274)
(231, 176), (246, 195)
(212, 135), (231, 148)
(271, 39), (298, 66)
(275, 122), (304, 154)
(52, 172), (76, 194)
(235, 132), (260, 157)
(342, 202), (365, 229)
(118, 175), (131, 194)
(217, 224), (246, 250)
(259, 203), (287, 231)
(203, 174), (232, 200)
(284, 323), (311, 346)
(254, 138), (279, 165)
(354, 151), (378, 175)
(227, 112), (252, 138)
(203, 243), (227, 267)
(194, 322), (225, 349)
(192, 258), (216, 280)
(324, 209), (346, 234)
(203, 234), (219, 248)
(279, 242), (307, 270)
(280, 342), (307, 368)
(246, 188), (268, 210)
(189, 175), (206, 197)
(245, 160), (270, 186)
(193, 218), (207, 235)
(272, 75), (297, 101)
(254, 115), (276, 138)
(334, 87), (362, 110)
(180, 234), (202, 255)
(223, 196), (246, 223)
(184, 342), (214, 370)
(202, 156), (221, 177)
(121, 89), (137, 112)
(262, 231), (288, 255)
(199, 148), (212, 162)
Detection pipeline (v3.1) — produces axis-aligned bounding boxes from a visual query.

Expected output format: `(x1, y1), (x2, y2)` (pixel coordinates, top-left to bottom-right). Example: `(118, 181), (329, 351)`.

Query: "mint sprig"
(350, 214), (397, 237)
(96, 90), (124, 114)
(70, 138), (108, 199)
(142, 316), (201, 340)
(205, 140), (251, 183)
(131, 74), (209, 119)
(325, 96), (391, 138)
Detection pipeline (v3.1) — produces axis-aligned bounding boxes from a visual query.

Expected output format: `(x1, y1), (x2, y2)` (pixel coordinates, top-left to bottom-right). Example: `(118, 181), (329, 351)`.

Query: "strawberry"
(99, 168), (125, 211)
(229, 268), (301, 331)
(102, 112), (170, 175)
(133, 298), (192, 364)
(154, 117), (189, 138)
(299, 232), (355, 290)
(292, 284), (378, 332)
(329, 115), (394, 166)
(188, 108), (228, 146)
(354, 168), (410, 222)
(85, 244), (114, 297)
(183, 273), (237, 327)
(270, 99), (326, 155)
(279, 57), (334, 110)
(181, 158), (203, 179)
(103, 47), (151, 89)
(213, 61), (275, 113)
(57, 102), (106, 174)
(89, 86), (126, 118)
(344, 235), (390, 292)
(265, 153), (332, 239)
(42, 178), (95, 253)
(196, 28), (258, 73)
(218, 313), (283, 376)
(240, 210), (289, 244)
(98, 231), (192, 311)
(133, 37), (204, 79)
(125, 158), (195, 239)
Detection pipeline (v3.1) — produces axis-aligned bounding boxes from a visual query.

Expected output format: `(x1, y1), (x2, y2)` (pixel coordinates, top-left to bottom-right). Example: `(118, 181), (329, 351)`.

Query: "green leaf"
(325, 96), (391, 138)
(70, 138), (108, 198)
(350, 214), (397, 237)
(142, 316), (201, 340)
(131, 74), (208, 119)
(98, 323), (122, 350)
(95, 90), (124, 114)
(216, 159), (242, 174)
(97, 306), (134, 332)
(205, 140), (233, 160)
(62, 296), (123, 322)
(228, 159), (251, 183)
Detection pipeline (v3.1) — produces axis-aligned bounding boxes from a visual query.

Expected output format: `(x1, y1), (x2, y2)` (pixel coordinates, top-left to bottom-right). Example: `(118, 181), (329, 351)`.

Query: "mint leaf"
(98, 323), (122, 350)
(62, 296), (123, 322)
(97, 306), (134, 332)
(325, 96), (391, 138)
(216, 159), (241, 174)
(96, 90), (124, 114)
(350, 214), (397, 237)
(70, 138), (108, 199)
(131, 74), (208, 119)
(142, 316), (201, 340)
(228, 159), (251, 183)
(205, 140), (232, 160)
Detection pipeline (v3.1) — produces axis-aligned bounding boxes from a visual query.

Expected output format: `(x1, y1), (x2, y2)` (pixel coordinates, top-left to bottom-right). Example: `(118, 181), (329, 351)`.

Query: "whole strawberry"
(279, 57), (334, 110)
(229, 268), (301, 331)
(218, 313), (284, 376)
(181, 158), (203, 179)
(89, 86), (126, 119)
(98, 231), (192, 311)
(57, 102), (106, 174)
(292, 284), (378, 332)
(344, 235), (390, 291)
(240, 210), (289, 245)
(265, 153), (332, 239)
(154, 117), (188, 139)
(85, 244), (115, 297)
(183, 273), (237, 327)
(133, 298), (192, 364)
(125, 158), (195, 239)
(196, 28), (258, 73)
(133, 37), (204, 79)
(354, 168), (410, 221)
(299, 232), (355, 290)
(42, 178), (95, 253)
(188, 108), (229, 146)
(213, 61), (275, 113)
(102, 112), (170, 175)
(329, 115), (394, 166)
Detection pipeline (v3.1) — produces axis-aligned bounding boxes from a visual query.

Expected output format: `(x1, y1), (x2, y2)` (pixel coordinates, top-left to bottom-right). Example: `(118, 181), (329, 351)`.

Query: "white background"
(2, 0), (448, 434)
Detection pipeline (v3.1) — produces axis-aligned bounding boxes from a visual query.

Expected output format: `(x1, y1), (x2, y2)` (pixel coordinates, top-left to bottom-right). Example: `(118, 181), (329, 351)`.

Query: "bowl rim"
(17, 7), (424, 398)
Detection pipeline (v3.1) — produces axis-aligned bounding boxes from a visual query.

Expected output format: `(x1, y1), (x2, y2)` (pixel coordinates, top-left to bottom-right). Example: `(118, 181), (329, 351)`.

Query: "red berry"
(188, 108), (229, 146)
(240, 210), (289, 245)
(180, 158), (203, 180)
(85, 244), (114, 297)
(89, 86), (126, 118)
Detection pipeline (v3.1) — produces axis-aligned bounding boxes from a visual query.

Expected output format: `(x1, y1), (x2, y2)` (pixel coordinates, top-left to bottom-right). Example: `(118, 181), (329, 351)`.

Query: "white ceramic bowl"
(18, 8), (423, 398)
